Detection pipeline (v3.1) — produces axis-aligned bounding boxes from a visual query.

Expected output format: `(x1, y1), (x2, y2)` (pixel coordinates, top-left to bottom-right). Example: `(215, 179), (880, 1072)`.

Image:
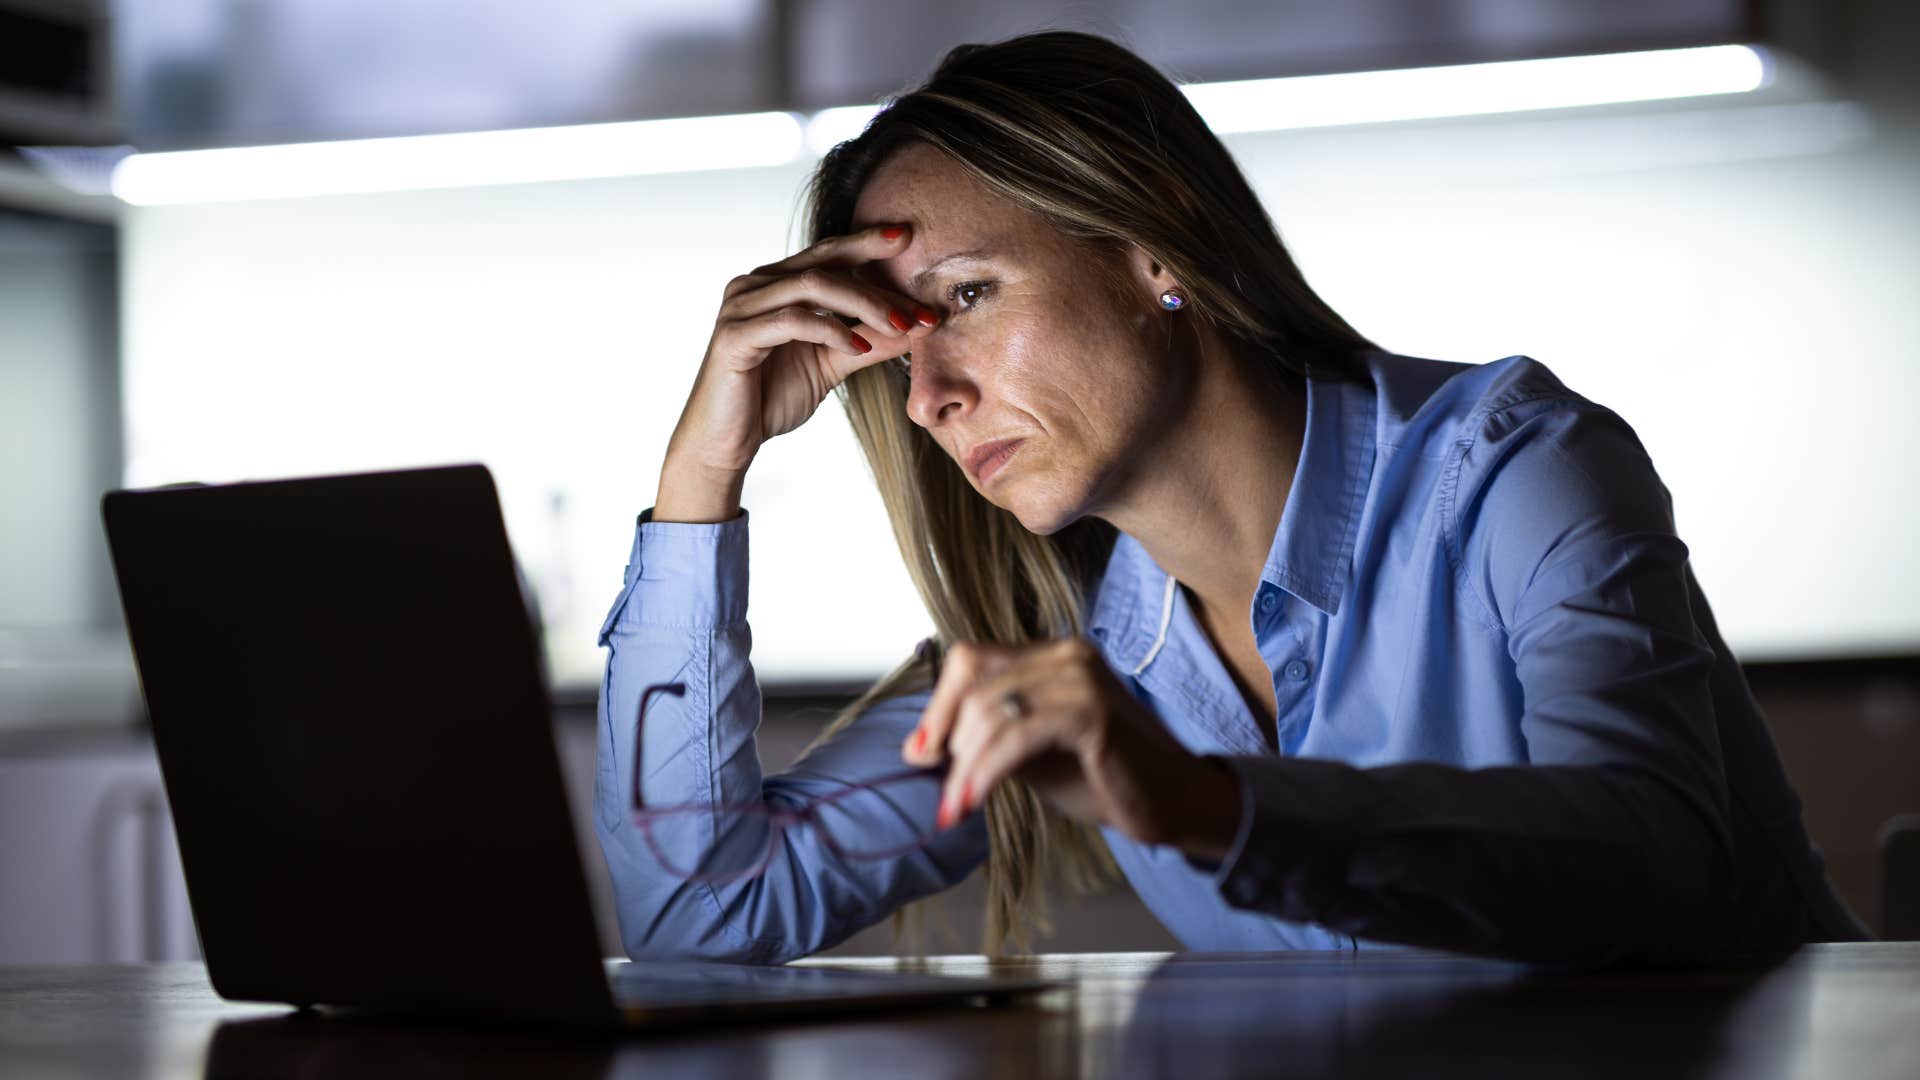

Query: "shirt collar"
(1259, 369), (1377, 616)
(1087, 369), (1378, 664)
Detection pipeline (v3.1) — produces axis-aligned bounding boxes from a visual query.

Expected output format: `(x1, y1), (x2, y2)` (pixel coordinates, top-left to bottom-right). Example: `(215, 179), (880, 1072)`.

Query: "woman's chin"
(992, 477), (1086, 536)
(963, 445), (1091, 534)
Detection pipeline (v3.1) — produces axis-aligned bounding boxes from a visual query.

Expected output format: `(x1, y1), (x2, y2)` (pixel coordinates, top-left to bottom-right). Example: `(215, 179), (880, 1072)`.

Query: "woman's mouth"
(968, 438), (1026, 486)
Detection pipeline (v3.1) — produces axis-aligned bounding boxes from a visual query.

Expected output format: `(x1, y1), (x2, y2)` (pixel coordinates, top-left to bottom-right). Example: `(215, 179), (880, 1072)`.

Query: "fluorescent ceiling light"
(113, 45), (1770, 205)
(1185, 45), (1770, 135)
(802, 46), (1771, 153)
(112, 111), (805, 205)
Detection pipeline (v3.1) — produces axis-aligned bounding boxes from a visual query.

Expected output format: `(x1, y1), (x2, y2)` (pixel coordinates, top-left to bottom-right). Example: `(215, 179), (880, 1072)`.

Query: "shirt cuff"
(1182, 754), (1257, 877)
(1200, 755), (1371, 914)
(1207, 755), (1290, 908)
(597, 508), (751, 642)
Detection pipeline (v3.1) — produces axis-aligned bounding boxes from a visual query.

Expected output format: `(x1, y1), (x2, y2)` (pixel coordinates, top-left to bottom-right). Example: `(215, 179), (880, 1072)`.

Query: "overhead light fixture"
(1185, 44), (1770, 134)
(113, 45), (1770, 205)
(112, 111), (806, 205)
(804, 46), (1771, 152)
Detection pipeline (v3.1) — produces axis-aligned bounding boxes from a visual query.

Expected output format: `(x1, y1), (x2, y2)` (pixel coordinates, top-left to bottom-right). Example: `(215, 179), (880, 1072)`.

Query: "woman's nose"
(903, 346), (979, 429)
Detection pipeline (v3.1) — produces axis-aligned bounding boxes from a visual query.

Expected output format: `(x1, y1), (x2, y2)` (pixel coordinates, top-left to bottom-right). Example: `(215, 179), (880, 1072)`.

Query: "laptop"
(101, 463), (1052, 1028)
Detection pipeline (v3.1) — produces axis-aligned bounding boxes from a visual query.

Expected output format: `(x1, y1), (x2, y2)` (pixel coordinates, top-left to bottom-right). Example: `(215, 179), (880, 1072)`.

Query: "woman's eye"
(947, 280), (992, 311)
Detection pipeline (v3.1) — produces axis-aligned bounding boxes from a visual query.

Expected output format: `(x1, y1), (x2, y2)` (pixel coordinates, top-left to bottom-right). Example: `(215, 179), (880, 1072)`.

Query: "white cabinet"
(0, 731), (197, 964)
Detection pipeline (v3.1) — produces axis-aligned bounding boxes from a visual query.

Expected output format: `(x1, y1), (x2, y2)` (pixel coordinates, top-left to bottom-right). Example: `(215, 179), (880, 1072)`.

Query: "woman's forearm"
(1169, 754), (1244, 864)
(596, 511), (985, 963)
(1203, 755), (1734, 966)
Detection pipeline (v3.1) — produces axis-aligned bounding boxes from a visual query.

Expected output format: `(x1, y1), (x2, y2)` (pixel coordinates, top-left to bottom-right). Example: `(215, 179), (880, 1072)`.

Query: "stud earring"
(1158, 288), (1186, 311)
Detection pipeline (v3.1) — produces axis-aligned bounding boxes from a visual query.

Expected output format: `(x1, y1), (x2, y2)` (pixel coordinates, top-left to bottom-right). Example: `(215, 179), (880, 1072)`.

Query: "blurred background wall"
(1, 0), (1914, 961)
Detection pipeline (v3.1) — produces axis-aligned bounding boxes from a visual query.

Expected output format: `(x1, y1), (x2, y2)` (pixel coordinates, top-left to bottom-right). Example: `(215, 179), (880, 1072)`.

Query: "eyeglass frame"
(629, 679), (949, 883)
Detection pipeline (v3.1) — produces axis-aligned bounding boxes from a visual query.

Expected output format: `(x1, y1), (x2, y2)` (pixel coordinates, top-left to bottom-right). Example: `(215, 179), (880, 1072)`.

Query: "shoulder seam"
(1437, 390), (1604, 635)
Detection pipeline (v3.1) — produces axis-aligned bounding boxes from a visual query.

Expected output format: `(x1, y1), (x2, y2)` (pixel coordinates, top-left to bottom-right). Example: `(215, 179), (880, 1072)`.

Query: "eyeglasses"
(631, 681), (948, 883)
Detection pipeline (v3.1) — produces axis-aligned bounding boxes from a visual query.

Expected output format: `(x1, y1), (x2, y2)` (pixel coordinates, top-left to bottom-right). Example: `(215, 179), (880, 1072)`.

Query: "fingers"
(905, 641), (1008, 767)
(919, 639), (1099, 830)
(723, 266), (934, 356)
(724, 306), (876, 369)
(751, 221), (914, 278)
(934, 666), (1068, 830)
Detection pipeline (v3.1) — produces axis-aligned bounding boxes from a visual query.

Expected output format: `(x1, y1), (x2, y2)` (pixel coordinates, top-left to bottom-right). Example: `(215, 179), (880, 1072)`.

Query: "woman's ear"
(1122, 243), (1177, 306)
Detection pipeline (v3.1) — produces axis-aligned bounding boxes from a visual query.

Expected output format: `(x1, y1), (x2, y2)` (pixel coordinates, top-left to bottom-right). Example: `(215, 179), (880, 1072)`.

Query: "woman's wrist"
(653, 455), (748, 524)
(1171, 754), (1244, 863)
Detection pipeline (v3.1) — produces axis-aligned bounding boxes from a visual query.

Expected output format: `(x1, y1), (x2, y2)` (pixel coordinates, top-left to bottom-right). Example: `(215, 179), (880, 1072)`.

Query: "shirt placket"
(1254, 582), (1321, 755)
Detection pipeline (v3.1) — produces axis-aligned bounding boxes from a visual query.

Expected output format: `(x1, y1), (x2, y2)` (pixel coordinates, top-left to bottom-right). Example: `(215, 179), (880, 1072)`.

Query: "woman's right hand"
(654, 223), (939, 522)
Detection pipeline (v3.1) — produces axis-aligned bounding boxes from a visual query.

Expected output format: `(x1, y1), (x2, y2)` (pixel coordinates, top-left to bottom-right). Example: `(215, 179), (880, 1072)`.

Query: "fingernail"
(959, 780), (973, 812)
(881, 225), (906, 240)
(913, 306), (939, 327)
(936, 801), (953, 830)
(911, 728), (926, 754)
(887, 309), (912, 333)
(849, 332), (871, 353)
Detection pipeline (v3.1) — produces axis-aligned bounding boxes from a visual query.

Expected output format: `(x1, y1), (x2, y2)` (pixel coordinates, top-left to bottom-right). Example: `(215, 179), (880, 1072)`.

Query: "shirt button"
(1091, 627), (1108, 643)
(1257, 589), (1279, 615)
(1284, 659), (1310, 682)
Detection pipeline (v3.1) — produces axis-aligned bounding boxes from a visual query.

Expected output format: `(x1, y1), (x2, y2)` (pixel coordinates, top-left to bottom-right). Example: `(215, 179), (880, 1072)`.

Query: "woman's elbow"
(598, 831), (843, 964)
(608, 875), (811, 965)
(1593, 800), (1735, 969)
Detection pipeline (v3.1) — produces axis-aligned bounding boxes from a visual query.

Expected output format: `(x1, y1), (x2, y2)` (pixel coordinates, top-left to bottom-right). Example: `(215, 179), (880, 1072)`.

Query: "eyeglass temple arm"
(632, 682), (688, 812)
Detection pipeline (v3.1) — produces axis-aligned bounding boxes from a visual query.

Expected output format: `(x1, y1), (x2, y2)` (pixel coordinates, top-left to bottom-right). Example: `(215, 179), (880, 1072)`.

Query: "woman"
(596, 31), (1866, 965)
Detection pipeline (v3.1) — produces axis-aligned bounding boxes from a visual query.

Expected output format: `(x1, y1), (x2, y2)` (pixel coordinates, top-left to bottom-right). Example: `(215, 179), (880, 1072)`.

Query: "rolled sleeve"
(1204, 756), (1332, 911)
(1181, 755), (1257, 882)
(598, 508), (751, 644)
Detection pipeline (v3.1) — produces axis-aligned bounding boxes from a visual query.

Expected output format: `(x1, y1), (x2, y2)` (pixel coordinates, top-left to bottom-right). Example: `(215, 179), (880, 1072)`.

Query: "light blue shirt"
(595, 350), (1866, 964)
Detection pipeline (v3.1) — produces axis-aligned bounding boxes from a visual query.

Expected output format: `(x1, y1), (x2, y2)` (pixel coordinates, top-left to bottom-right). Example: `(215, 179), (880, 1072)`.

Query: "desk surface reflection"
(2, 944), (1917, 1079)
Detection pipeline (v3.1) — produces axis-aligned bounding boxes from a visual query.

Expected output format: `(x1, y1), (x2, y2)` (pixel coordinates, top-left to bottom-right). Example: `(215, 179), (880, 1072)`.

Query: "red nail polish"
(849, 332), (871, 353)
(887, 309), (912, 333)
(881, 225), (906, 240)
(911, 728), (926, 753)
(913, 306), (939, 327)
(959, 780), (973, 812)
(936, 802), (952, 830)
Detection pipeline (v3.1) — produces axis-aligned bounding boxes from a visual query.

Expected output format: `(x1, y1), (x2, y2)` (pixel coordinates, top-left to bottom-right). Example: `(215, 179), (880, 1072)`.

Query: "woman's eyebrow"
(908, 247), (999, 293)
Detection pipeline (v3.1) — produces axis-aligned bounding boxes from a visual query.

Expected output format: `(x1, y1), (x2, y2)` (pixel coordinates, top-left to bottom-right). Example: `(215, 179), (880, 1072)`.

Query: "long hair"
(801, 30), (1377, 955)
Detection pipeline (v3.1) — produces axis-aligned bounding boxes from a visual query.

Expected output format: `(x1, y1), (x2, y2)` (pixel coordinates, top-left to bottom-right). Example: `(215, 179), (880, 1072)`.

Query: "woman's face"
(851, 143), (1189, 535)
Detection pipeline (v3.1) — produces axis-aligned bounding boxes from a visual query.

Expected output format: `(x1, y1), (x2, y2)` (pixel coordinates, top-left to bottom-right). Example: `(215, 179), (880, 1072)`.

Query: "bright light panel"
(111, 46), (1769, 205)
(1186, 45), (1770, 134)
(112, 111), (805, 205)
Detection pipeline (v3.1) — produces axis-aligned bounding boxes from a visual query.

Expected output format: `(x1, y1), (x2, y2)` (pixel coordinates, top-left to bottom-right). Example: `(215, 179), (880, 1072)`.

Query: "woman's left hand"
(902, 637), (1243, 859)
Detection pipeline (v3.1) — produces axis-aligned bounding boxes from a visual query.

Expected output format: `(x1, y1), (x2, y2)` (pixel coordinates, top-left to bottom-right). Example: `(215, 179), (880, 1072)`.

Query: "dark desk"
(3, 945), (1917, 1078)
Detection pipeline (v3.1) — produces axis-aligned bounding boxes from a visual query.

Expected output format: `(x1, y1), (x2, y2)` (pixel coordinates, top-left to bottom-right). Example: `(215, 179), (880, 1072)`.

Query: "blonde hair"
(802, 31), (1377, 955)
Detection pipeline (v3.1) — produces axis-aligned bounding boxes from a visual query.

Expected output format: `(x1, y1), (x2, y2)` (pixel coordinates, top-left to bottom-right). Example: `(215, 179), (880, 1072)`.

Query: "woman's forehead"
(850, 148), (1048, 289)
(850, 145), (1031, 247)
(850, 143), (977, 222)
(857, 226), (1031, 297)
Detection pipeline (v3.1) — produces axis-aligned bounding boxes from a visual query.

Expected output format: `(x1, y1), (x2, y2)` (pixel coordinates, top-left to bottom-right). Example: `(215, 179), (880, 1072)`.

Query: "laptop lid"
(102, 464), (616, 1025)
